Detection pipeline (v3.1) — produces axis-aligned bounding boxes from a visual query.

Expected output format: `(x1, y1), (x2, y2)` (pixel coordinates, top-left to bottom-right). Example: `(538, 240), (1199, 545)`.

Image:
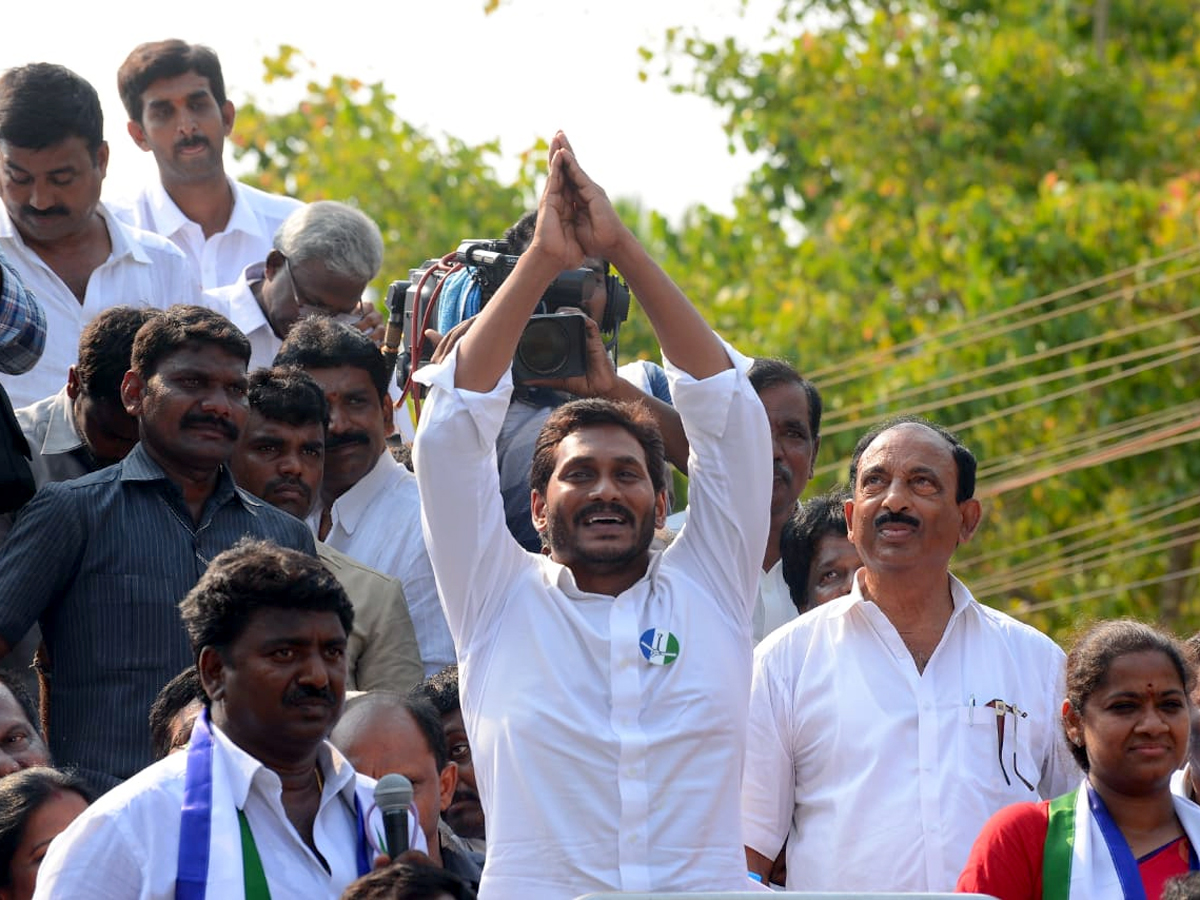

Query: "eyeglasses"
(283, 256), (364, 327)
(973, 696), (1035, 791)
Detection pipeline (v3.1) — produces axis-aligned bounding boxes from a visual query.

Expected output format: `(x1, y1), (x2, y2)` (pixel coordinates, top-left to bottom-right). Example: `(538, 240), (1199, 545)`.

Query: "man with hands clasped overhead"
(411, 133), (773, 899)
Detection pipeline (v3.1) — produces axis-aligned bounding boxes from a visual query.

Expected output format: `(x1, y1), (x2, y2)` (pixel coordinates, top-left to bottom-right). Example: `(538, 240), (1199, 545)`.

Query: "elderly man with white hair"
(202, 200), (385, 370)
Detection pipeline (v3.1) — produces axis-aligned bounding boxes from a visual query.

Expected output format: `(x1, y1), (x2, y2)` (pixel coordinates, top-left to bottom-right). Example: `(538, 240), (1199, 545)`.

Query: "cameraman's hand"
(350, 301), (385, 345)
(524, 313), (616, 398)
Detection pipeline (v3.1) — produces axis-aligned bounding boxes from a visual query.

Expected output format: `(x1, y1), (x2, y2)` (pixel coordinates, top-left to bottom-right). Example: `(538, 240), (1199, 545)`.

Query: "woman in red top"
(957, 619), (1200, 900)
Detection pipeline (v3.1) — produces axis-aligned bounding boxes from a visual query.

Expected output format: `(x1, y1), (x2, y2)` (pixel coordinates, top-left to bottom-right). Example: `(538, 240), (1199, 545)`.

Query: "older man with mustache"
(0, 306), (314, 792)
(741, 416), (1078, 892)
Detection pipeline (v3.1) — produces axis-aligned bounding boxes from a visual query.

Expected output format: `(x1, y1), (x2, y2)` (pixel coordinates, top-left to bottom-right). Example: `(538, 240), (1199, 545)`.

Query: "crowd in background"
(1, 37), (1199, 900)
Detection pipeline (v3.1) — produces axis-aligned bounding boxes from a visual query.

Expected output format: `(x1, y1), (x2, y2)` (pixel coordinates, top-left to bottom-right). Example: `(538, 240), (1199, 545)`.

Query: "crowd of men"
(0, 35), (1140, 900)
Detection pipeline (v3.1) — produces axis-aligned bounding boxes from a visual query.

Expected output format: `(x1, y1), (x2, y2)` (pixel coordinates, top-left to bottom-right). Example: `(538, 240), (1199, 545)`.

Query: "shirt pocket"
(958, 698), (1042, 801)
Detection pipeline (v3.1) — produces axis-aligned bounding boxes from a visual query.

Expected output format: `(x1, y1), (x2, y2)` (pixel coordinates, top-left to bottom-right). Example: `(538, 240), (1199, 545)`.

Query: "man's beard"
(544, 503), (656, 572)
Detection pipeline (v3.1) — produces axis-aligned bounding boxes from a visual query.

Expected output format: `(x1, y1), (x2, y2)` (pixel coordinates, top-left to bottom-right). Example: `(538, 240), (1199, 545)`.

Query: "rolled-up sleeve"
(412, 351), (529, 647)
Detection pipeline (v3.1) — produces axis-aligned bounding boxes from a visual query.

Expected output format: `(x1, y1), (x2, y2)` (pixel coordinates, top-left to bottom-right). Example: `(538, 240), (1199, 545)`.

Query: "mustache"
(282, 683), (337, 707)
(175, 135), (210, 152)
(265, 476), (311, 500)
(574, 501), (635, 526)
(180, 412), (239, 439)
(21, 205), (69, 218)
(874, 511), (920, 529)
(451, 784), (479, 804)
(773, 461), (792, 484)
(325, 431), (370, 450)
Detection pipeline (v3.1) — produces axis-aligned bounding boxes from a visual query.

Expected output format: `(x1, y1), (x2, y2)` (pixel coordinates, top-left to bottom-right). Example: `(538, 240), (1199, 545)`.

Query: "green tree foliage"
(231, 46), (537, 298)
(644, 1), (1200, 637)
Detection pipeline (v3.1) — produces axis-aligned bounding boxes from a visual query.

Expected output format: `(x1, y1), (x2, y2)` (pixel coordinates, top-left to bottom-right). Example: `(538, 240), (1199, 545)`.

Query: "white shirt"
(109, 178), (301, 290)
(34, 721), (423, 900)
(742, 571), (1078, 893)
(411, 341), (772, 900)
(752, 560), (797, 643)
(310, 452), (454, 677)
(202, 261), (280, 370)
(0, 205), (197, 408)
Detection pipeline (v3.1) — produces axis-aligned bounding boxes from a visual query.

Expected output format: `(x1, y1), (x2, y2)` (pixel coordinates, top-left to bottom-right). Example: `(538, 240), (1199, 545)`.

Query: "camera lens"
(517, 318), (571, 376)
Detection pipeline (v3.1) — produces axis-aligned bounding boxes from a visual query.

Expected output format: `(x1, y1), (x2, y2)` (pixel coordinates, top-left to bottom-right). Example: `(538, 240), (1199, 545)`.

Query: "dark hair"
(504, 210), (608, 274)
(1064, 619), (1193, 772)
(340, 861), (476, 900)
(0, 671), (39, 738)
(780, 488), (851, 614)
(0, 767), (94, 887)
(848, 415), (977, 503)
(0, 63), (104, 160)
(274, 317), (390, 406)
(179, 539), (354, 665)
(148, 667), (204, 761)
(247, 366), (329, 430)
(748, 358), (823, 441)
(131, 305), (250, 380)
(117, 40), (226, 123)
(76, 307), (163, 402)
(411, 665), (460, 717)
(1163, 872), (1200, 900)
(529, 398), (666, 498)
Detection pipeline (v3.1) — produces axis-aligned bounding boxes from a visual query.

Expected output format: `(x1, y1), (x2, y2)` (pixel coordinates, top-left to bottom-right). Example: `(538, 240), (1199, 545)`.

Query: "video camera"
(385, 239), (630, 393)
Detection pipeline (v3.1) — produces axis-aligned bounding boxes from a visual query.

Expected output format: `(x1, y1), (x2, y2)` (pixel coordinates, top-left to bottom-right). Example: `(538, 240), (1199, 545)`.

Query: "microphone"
(374, 773), (413, 858)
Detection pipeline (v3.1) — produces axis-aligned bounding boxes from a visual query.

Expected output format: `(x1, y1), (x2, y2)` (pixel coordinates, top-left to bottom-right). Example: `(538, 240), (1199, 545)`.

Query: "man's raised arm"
(452, 134), (587, 392)
(552, 133), (730, 380)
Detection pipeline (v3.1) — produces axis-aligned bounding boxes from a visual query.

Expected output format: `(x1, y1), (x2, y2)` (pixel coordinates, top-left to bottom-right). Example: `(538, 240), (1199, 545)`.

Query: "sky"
(8, 0), (780, 220)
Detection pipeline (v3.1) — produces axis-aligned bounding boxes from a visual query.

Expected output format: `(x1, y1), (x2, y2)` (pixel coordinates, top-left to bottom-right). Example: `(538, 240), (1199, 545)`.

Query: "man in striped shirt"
(0, 306), (313, 791)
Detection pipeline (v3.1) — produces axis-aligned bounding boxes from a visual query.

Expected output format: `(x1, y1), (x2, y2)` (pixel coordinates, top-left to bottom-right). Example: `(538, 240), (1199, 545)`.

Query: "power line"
(822, 305), (1200, 424)
(958, 493), (1200, 568)
(1005, 564), (1200, 618)
(806, 243), (1200, 385)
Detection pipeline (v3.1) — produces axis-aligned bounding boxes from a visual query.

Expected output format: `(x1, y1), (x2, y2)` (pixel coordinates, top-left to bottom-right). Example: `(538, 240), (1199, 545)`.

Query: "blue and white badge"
(639, 628), (680, 666)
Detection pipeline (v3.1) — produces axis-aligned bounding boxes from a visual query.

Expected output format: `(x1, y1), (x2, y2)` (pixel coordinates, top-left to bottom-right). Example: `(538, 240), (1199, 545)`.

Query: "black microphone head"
(374, 773), (413, 812)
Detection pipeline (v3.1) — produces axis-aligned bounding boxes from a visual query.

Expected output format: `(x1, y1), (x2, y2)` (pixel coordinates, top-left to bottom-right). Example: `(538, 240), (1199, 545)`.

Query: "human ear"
(198, 647), (226, 704)
(120, 370), (145, 416)
(438, 762), (458, 812)
(1062, 699), (1083, 748)
(127, 119), (151, 152)
(958, 498), (982, 544)
(530, 490), (548, 536)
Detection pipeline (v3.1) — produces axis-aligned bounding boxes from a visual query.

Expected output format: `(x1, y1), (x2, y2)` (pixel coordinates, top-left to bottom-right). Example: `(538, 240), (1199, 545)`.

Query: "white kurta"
(412, 339), (772, 900)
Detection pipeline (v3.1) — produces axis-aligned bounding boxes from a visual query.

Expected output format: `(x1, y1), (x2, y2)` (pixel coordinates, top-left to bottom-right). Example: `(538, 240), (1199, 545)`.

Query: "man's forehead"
(305, 365), (375, 393)
(555, 425), (647, 465)
(239, 606), (346, 643)
(1, 136), (91, 169)
(862, 422), (954, 464)
(244, 411), (324, 441)
(759, 381), (811, 424)
(0, 685), (30, 726)
(142, 71), (216, 103)
(158, 342), (246, 371)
